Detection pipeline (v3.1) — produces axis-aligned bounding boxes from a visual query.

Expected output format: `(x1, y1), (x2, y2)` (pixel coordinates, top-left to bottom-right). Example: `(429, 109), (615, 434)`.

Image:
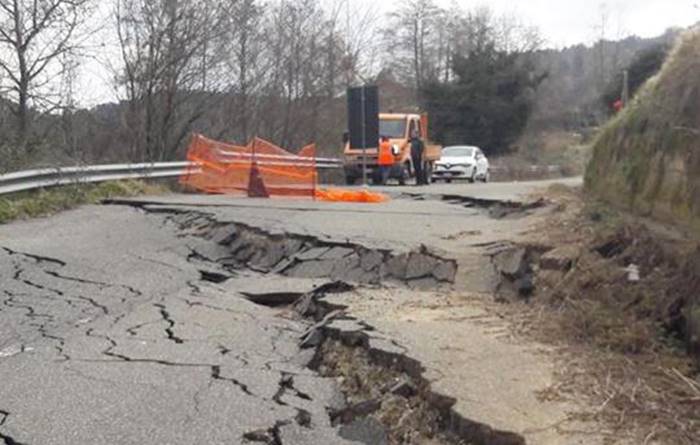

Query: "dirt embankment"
(586, 27), (700, 231)
(514, 186), (700, 444)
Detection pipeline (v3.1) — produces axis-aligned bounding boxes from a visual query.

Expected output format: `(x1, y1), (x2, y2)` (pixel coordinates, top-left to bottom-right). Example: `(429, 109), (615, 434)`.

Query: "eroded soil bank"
(500, 185), (700, 445)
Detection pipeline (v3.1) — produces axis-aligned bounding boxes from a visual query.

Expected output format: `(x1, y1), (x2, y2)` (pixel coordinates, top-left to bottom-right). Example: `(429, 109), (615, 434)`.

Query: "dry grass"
(0, 180), (168, 224)
(509, 186), (700, 444)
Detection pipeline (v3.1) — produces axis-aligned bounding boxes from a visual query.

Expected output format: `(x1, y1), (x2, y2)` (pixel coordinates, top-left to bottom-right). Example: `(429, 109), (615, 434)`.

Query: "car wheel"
(446, 178), (452, 184)
(345, 175), (357, 185)
(483, 170), (490, 183)
(468, 168), (477, 183)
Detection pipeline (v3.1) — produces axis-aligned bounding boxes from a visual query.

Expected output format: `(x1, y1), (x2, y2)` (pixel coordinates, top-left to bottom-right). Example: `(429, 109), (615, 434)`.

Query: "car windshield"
(379, 119), (407, 139)
(442, 147), (475, 157)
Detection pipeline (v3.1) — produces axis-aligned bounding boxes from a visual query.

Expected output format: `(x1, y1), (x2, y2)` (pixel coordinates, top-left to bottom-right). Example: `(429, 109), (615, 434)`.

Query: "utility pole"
(621, 69), (630, 106)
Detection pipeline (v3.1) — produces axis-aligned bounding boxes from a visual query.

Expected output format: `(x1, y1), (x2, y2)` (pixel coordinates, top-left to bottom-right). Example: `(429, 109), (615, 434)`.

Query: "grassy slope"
(0, 180), (167, 224)
(585, 27), (700, 230)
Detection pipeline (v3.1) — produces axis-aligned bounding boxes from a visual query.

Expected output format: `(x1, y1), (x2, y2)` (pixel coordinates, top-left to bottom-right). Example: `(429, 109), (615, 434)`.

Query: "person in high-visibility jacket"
(377, 136), (394, 185)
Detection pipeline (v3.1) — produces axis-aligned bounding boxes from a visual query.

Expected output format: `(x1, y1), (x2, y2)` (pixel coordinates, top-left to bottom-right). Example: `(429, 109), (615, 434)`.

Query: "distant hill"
(528, 29), (682, 132)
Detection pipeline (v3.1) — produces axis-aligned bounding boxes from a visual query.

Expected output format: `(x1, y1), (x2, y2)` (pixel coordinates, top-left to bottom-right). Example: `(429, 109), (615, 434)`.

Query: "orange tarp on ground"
(315, 188), (389, 203)
(180, 134), (388, 204)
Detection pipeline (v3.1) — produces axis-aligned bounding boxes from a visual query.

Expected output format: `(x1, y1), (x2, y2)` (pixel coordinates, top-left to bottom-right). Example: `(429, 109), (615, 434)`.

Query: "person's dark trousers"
(411, 153), (424, 186)
(419, 161), (429, 185)
(379, 165), (391, 185)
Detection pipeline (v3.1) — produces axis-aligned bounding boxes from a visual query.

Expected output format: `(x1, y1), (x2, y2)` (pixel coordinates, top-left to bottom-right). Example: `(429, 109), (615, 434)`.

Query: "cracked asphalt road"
(0, 178), (585, 445)
(0, 204), (356, 445)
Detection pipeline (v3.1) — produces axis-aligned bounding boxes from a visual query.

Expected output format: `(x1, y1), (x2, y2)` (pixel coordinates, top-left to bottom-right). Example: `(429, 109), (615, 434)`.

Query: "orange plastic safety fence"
(180, 134), (251, 195)
(250, 138), (317, 198)
(180, 134), (316, 198)
(180, 133), (388, 204)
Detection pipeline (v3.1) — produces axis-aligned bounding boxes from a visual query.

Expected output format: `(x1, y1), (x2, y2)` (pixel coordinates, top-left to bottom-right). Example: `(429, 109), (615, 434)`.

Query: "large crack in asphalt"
(104, 201), (459, 290)
(97, 203), (527, 445)
(1, 199), (529, 444)
(171, 209), (457, 290)
(295, 285), (526, 445)
(400, 192), (547, 220)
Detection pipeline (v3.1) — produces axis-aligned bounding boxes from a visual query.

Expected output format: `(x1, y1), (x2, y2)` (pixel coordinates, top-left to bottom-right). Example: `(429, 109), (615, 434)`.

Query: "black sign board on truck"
(347, 86), (379, 150)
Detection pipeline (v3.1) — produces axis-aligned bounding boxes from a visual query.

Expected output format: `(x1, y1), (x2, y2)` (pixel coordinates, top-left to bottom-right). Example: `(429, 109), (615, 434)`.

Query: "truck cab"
(343, 113), (440, 185)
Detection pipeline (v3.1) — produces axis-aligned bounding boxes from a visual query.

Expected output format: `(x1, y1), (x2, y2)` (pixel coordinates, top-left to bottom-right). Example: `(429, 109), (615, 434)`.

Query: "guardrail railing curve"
(0, 158), (344, 196)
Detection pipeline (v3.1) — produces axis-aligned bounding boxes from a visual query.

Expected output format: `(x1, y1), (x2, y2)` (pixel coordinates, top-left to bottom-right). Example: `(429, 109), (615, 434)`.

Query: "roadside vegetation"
(489, 27), (700, 445)
(0, 180), (168, 224)
(509, 185), (700, 444)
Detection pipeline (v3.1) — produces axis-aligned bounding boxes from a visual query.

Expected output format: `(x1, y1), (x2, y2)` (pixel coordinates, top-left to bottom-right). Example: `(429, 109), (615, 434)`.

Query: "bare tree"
(382, 3), (542, 102)
(58, 51), (79, 158)
(0, 0), (92, 152)
(220, 0), (264, 142)
(383, 0), (442, 91)
(114, 0), (225, 161)
(325, 0), (380, 88)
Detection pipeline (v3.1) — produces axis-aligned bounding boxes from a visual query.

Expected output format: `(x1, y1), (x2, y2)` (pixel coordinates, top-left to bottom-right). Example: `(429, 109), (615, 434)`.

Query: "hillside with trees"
(0, 0), (691, 172)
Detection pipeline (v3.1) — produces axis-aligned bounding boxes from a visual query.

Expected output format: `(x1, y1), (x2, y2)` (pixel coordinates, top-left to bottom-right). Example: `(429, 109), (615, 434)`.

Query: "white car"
(432, 146), (490, 183)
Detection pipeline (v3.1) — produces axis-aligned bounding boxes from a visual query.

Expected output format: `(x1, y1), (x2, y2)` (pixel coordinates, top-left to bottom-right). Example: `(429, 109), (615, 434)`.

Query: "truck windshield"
(379, 119), (407, 139)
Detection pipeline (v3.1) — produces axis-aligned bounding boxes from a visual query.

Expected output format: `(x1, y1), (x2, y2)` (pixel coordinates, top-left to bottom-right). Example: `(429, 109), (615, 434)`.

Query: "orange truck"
(343, 113), (441, 185)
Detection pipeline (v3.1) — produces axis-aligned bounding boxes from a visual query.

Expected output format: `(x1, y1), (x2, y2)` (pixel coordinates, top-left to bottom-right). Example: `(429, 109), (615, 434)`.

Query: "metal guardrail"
(489, 165), (563, 174)
(0, 162), (195, 195)
(0, 158), (344, 196)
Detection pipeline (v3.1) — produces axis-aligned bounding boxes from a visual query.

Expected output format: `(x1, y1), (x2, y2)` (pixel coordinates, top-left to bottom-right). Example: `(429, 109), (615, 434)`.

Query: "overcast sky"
(75, 0), (700, 106)
(388, 0), (700, 47)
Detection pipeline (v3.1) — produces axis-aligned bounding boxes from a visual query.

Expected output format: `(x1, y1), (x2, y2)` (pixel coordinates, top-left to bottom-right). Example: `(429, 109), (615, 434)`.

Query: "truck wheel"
(398, 163), (411, 186)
